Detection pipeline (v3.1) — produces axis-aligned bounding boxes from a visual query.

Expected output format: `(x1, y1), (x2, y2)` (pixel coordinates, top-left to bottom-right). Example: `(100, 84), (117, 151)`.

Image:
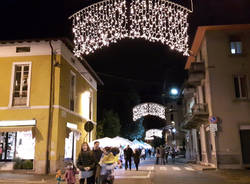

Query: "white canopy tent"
(89, 136), (133, 148)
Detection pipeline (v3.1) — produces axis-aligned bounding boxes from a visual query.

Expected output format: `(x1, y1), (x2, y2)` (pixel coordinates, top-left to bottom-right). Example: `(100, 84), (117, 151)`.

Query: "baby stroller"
(100, 163), (115, 184)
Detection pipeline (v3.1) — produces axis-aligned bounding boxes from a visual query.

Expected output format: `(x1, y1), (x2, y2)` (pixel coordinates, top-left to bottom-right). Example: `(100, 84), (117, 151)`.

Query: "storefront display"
(0, 131), (35, 161)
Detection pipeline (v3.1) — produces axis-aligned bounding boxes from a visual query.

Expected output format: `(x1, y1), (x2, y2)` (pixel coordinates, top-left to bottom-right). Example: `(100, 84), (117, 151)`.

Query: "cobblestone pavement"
(0, 157), (250, 184)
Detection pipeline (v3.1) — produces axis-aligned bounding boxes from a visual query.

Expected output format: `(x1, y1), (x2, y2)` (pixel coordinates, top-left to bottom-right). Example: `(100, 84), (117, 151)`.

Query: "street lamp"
(170, 88), (179, 96)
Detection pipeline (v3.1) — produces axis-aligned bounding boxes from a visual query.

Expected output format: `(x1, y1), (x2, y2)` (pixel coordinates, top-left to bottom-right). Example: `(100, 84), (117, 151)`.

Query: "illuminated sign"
(0, 120), (36, 127)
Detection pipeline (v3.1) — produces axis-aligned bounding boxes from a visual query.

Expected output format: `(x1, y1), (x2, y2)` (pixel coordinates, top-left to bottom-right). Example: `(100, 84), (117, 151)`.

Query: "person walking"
(171, 146), (176, 163)
(159, 146), (166, 165)
(155, 147), (160, 164)
(77, 142), (96, 184)
(133, 149), (141, 171)
(148, 149), (152, 158)
(92, 141), (103, 184)
(123, 145), (133, 170)
(165, 146), (170, 164)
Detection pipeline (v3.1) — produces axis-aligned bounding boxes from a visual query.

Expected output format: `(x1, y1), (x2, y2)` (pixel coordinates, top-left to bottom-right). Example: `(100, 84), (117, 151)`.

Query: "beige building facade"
(183, 24), (250, 169)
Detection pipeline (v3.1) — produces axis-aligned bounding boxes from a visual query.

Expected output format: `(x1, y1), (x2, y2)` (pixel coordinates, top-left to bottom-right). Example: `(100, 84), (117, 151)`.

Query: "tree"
(124, 118), (145, 140)
(98, 109), (121, 138)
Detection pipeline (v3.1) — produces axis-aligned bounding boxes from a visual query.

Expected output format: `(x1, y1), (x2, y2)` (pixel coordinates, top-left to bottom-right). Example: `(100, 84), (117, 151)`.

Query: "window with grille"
(234, 75), (248, 99)
(12, 63), (31, 106)
(69, 72), (76, 111)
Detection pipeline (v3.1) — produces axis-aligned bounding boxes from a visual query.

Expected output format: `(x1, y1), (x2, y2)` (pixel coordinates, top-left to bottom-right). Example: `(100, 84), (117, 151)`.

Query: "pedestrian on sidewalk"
(171, 146), (176, 163)
(65, 162), (78, 184)
(133, 148), (141, 171)
(148, 149), (152, 158)
(160, 145), (166, 165)
(155, 147), (160, 164)
(77, 142), (96, 184)
(92, 141), (103, 184)
(123, 145), (133, 170)
(165, 146), (170, 164)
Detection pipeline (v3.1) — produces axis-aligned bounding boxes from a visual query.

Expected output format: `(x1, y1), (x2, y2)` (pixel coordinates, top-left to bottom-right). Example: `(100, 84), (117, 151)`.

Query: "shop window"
(234, 75), (248, 99)
(69, 72), (76, 111)
(11, 63), (31, 107)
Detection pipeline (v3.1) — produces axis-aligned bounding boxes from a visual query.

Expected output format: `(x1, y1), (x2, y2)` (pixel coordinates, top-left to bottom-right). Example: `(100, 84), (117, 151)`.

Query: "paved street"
(0, 157), (250, 184)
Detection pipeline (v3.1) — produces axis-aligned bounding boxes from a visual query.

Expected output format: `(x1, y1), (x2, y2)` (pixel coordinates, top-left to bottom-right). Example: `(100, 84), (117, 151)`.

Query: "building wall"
(0, 54), (52, 173)
(0, 40), (98, 173)
(206, 30), (250, 168)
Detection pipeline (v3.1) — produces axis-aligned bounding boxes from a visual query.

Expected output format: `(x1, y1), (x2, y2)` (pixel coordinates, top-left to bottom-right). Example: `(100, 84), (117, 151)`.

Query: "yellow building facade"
(0, 39), (102, 174)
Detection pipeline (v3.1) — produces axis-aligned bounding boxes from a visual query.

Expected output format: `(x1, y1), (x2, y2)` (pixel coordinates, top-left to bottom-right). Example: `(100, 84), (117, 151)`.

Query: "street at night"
(1, 0), (250, 184)
(0, 157), (250, 183)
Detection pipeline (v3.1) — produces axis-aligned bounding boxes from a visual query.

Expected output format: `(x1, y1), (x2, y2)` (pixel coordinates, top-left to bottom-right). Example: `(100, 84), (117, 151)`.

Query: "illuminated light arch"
(133, 102), (166, 121)
(69, 0), (193, 56)
(145, 129), (163, 140)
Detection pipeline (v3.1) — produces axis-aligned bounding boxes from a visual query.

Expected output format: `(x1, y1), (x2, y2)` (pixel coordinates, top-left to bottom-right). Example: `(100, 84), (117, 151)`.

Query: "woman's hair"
(81, 142), (90, 152)
(104, 146), (111, 153)
(111, 147), (120, 156)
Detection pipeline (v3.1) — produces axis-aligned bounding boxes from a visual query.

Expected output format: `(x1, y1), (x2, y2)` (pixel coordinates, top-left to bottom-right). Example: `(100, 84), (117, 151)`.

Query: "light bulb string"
(69, 0), (193, 20)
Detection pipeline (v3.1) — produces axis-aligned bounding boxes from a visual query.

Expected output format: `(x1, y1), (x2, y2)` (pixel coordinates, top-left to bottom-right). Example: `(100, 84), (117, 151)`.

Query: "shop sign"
(210, 124), (217, 132)
(209, 116), (218, 124)
(0, 120), (36, 127)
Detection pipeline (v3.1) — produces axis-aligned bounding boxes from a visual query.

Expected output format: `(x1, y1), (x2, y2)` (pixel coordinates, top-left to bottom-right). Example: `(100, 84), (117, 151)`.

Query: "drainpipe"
(46, 40), (55, 174)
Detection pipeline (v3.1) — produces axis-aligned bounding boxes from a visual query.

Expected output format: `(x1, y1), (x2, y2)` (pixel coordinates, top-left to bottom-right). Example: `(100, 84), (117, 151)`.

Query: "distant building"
(0, 38), (103, 173)
(165, 101), (185, 149)
(182, 24), (250, 169)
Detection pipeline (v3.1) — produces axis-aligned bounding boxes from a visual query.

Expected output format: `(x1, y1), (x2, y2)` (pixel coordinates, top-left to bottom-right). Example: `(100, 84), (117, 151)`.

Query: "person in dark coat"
(123, 145), (133, 170)
(77, 142), (96, 184)
(133, 149), (141, 171)
(92, 141), (103, 184)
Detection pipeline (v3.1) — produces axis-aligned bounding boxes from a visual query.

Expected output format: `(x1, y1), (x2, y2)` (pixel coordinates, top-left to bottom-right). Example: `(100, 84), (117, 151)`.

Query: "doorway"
(240, 130), (250, 164)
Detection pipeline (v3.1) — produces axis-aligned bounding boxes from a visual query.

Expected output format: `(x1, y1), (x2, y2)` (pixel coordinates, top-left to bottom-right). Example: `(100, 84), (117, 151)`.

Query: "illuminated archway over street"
(69, 0), (193, 56)
(133, 102), (166, 121)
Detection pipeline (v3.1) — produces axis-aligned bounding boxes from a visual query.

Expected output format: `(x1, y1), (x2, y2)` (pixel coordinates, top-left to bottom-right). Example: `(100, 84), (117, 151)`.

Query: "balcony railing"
(191, 103), (208, 114)
(188, 62), (205, 86)
(182, 103), (209, 129)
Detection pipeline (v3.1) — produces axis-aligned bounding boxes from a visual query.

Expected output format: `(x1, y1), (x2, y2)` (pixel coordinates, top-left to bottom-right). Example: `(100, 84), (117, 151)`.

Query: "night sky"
(1, 0), (250, 120)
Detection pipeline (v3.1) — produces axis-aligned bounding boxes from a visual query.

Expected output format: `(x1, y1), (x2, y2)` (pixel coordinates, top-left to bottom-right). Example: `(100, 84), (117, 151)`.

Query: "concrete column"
(192, 129), (199, 161)
(200, 124), (208, 164)
(210, 131), (217, 167)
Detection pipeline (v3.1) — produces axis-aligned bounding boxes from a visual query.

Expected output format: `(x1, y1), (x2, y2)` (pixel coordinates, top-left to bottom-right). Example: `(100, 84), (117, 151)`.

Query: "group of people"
(155, 145), (177, 165)
(57, 141), (173, 184)
(58, 141), (120, 184)
(123, 145), (142, 171)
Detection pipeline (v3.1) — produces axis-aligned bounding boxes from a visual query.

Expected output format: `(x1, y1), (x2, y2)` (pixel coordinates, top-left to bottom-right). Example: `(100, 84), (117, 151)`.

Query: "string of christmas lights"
(70, 0), (192, 57)
(133, 103), (166, 121)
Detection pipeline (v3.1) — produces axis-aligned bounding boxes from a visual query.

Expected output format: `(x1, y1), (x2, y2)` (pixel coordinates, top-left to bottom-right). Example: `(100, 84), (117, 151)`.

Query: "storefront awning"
(0, 126), (36, 138)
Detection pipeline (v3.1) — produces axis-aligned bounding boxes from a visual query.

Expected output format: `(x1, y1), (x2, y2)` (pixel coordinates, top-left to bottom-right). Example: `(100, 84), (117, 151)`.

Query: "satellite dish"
(84, 121), (94, 132)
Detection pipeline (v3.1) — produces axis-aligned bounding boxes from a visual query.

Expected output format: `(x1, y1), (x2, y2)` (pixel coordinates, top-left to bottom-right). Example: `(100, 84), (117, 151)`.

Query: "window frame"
(229, 35), (243, 56)
(69, 71), (76, 112)
(233, 74), (248, 100)
(9, 62), (32, 108)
